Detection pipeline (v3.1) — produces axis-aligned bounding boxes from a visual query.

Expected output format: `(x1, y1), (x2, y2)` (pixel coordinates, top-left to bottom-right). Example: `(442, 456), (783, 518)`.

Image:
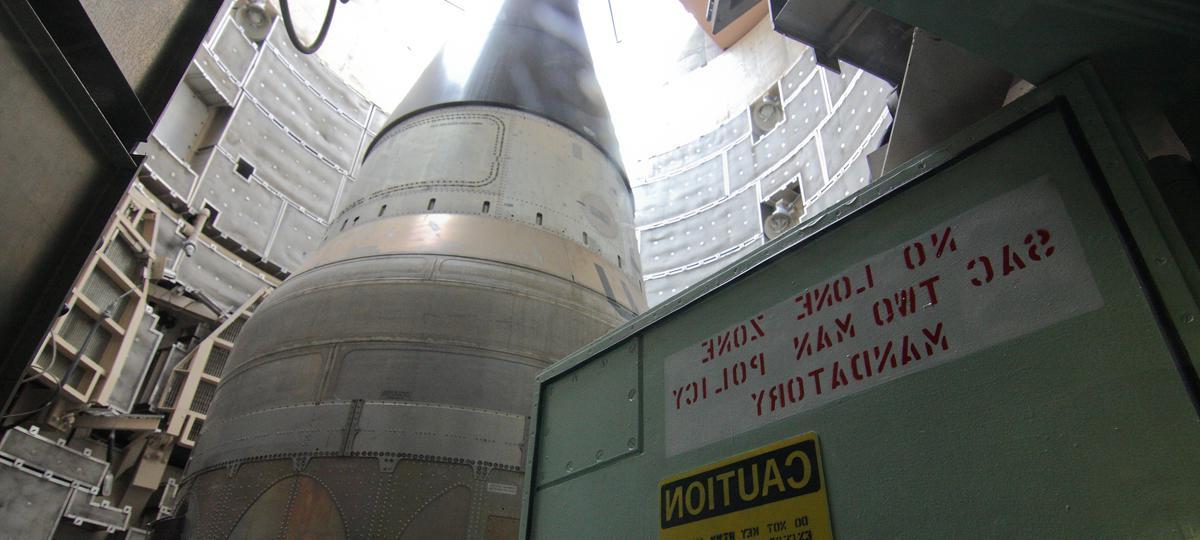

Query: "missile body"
(178, 1), (643, 537)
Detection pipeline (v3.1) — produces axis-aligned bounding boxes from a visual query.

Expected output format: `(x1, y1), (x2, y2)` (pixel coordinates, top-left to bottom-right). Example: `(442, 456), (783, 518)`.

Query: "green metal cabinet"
(521, 66), (1200, 538)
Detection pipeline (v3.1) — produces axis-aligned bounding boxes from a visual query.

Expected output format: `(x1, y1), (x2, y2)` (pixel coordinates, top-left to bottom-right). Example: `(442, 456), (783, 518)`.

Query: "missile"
(177, 0), (644, 537)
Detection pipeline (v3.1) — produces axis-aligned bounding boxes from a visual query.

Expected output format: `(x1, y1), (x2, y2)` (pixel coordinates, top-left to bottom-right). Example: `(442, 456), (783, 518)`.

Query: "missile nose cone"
(178, 1), (643, 537)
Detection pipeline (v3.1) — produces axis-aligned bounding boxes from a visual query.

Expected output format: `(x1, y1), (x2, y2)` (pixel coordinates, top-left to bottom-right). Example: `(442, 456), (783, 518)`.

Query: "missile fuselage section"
(179, 1), (643, 537)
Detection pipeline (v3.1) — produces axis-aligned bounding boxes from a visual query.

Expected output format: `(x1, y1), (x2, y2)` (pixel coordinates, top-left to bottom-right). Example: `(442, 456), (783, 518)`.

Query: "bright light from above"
(440, 0), (505, 85)
(284, 0), (734, 164)
(281, 0), (499, 111)
(578, 0), (729, 162)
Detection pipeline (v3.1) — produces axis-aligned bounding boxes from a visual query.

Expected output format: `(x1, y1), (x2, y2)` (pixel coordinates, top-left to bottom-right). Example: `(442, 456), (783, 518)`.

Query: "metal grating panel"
(104, 233), (144, 284)
(190, 381), (216, 414)
(634, 154), (726, 227)
(0, 427), (108, 489)
(32, 341), (56, 370)
(66, 365), (90, 390)
(204, 346), (230, 377)
(61, 308), (111, 361)
(219, 316), (247, 342)
(41, 344), (71, 381)
(80, 270), (128, 319)
(161, 371), (186, 409)
(187, 419), (205, 442)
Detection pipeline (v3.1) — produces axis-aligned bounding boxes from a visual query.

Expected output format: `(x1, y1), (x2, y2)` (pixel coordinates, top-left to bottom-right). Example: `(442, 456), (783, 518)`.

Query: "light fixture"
(764, 200), (797, 240)
(236, 0), (272, 43)
(750, 85), (784, 142)
(763, 184), (802, 241)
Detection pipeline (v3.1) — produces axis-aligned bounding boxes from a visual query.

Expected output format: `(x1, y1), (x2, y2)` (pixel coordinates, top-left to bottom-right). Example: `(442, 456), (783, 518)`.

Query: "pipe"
(181, 208), (210, 258)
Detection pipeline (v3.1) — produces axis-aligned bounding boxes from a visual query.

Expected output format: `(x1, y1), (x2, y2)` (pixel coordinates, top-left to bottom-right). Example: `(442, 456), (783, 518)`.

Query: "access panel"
(523, 66), (1200, 539)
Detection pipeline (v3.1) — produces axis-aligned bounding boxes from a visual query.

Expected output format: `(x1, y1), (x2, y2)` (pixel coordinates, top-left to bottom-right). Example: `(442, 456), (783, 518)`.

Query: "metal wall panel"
(187, 402), (352, 471)
(633, 47), (894, 307)
(246, 50), (362, 171)
(639, 187), (761, 276)
(173, 241), (272, 312)
(806, 157), (872, 217)
(266, 29), (373, 125)
(767, 135), (823, 198)
(195, 152), (284, 254)
(822, 62), (860, 104)
(264, 203), (325, 271)
(643, 237), (762, 303)
(186, 45), (238, 107)
(780, 48), (819, 103)
(366, 104), (388, 137)
(155, 82), (211, 161)
(634, 155), (726, 227)
(217, 98), (344, 221)
(535, 341), (640, 486)
(139, 136), (198, 202)
(209, 20), (255, 84)
(818, 72), (892, 177)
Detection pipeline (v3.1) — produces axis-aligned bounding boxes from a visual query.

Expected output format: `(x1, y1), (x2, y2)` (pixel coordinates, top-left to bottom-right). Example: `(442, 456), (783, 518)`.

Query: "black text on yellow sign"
(659, 433), (832, 540)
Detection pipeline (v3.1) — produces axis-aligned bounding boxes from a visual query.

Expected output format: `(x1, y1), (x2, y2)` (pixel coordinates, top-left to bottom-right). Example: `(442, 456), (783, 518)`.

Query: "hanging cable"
(1, 289), (137, 425)
(279, 0), (344, 55)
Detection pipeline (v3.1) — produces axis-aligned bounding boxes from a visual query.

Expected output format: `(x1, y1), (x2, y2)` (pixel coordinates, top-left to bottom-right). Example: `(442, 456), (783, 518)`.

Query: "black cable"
(279, 0), (341, 55)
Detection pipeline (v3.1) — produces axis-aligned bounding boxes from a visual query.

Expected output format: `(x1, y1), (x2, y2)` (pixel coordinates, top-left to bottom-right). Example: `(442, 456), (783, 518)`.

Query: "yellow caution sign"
(659, 433), (832, 540)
